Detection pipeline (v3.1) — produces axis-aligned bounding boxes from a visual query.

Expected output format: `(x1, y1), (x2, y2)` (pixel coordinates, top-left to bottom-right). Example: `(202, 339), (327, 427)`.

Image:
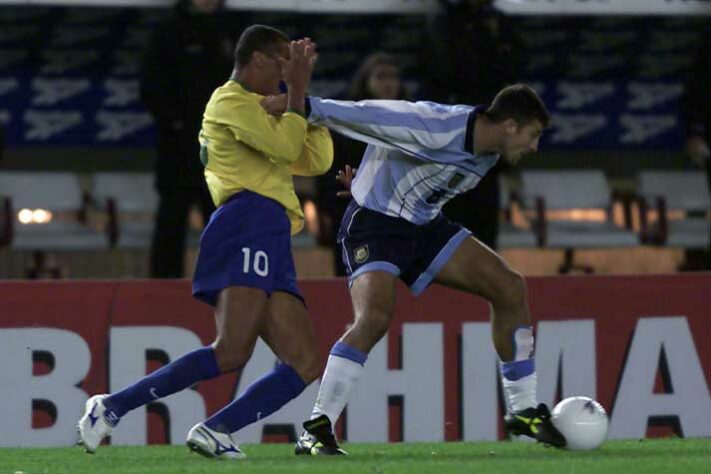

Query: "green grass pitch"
(1, 439), (710, 474)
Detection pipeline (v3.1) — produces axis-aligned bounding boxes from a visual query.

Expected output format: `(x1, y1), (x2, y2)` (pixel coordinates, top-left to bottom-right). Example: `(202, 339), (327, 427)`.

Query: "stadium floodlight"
(17, 208), (53, 224)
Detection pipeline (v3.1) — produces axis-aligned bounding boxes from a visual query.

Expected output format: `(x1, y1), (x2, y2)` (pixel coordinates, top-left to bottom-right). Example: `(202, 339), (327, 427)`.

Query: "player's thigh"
(260, 291), (320, 382)
(344, 271), (398, 352)
(350, 271), (398, 320)
(212, 286), (269, 371)
(433, 235), (522, 301)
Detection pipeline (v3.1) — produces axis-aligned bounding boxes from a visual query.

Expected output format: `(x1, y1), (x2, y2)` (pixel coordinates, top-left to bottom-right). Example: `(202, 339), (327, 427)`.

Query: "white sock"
(500, 326), (537, 412)
(311, 354), (364, 426)
(502, 372), (538, 412)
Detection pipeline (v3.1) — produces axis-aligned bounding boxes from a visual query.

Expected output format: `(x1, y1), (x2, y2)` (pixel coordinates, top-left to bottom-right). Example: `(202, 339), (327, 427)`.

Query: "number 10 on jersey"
(241, 247), (269, 276)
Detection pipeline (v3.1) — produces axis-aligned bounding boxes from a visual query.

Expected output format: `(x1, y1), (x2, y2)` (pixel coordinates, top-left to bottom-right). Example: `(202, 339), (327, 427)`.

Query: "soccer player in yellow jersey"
(78, 25), (333, 459)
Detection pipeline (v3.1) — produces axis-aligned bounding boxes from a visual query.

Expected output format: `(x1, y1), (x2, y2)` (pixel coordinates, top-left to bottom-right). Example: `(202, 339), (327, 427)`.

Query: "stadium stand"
(497, 177), (538, 249)
(0, 9), (706, 152)
(637, 170), (711, 248)
(0, 171), (107, 250)
(0, 6), (708, 278)
(90, 172), (158, 249)
(519, 170), (639, 273)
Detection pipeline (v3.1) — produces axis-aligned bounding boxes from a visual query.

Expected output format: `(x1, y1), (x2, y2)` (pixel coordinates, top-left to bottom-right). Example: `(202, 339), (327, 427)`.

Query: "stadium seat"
(91, 172), (158, 249)
(0, 171), (107, 250)
(91, 172), (206, 249)
(497, 177), (539, 249)
(520, 170), (639, 273)
(637, 171), (710, 249)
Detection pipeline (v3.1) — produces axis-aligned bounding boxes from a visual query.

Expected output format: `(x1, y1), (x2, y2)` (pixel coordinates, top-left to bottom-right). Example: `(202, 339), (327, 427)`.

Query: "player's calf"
(341, 308), (392, 354)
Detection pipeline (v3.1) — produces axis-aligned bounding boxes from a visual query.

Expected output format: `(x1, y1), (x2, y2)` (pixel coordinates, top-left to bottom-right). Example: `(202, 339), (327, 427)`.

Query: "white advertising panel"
(494, 0), (711, 16)
(1, 0), (710, 14)
(0, 0), (437, 13)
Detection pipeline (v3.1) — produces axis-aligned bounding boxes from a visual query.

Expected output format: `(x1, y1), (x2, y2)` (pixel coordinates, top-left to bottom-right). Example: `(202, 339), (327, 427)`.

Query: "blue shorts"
(337, 200), (470, 295)
(192, 191), (303, 307)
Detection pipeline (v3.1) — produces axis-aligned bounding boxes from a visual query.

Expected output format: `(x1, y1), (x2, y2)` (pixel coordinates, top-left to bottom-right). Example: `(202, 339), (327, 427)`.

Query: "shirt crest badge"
(354, 245), (369, 263)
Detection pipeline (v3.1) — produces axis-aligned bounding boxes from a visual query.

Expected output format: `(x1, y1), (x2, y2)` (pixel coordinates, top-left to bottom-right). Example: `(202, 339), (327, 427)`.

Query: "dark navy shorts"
(337, 200), (471, 295)
(192, 191), (303, 306)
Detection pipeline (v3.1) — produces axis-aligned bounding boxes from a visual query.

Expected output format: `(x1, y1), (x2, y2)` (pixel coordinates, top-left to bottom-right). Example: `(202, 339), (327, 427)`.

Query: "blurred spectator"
(25, 251), (63, 279)
(0, 123), (4, 166)
(0, 125), (5, 241)
(682, 29), (711, 270)
(141, 0), (236, 278)
(423, 0), (526, 249)
(315, 52), (408, 275)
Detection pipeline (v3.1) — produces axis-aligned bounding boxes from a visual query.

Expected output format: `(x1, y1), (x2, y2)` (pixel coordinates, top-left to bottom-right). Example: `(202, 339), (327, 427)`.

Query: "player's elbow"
(310, 140), (334, 175)
(294, 155), (333, 177)
(272, 145), (303, 166)
(312, 154), (333, 175)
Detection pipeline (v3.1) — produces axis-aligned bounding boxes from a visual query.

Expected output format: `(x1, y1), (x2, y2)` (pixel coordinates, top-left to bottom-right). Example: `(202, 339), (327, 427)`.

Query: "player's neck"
(472, 115), (503, 155)
(230, 68), (270, 96)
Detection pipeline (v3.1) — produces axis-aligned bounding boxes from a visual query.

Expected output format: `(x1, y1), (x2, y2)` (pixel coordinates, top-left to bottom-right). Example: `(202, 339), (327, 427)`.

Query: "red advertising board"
(1, 275), (710, 447)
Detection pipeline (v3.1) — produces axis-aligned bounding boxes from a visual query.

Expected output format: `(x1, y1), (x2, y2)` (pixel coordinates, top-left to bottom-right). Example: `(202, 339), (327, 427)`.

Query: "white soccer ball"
(550, 396), (608, 450)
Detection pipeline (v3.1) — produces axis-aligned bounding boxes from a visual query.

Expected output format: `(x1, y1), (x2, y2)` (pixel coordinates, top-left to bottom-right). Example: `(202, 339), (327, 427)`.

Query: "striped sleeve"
(308, 97), (474, 163)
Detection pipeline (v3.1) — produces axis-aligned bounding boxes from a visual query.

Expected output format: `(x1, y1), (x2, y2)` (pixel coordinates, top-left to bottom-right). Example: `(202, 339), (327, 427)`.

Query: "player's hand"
(261, 94), (287, 116)
(685, 136), (711, 167)
(280, 38), (318, 91)
(336, 165), (357, 198)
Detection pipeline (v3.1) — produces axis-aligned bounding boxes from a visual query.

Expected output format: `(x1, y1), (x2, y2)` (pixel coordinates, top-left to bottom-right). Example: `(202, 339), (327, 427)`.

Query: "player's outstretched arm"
(307, 97), (472, 157)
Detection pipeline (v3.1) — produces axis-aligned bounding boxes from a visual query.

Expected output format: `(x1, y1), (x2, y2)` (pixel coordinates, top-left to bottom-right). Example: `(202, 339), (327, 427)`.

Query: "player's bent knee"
(211, 341), (252, 373)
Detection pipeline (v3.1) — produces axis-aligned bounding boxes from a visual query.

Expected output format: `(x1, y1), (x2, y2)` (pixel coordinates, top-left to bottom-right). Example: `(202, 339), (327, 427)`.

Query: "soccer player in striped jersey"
(263, 84), (565, 453)
(78, 26), (333, 459)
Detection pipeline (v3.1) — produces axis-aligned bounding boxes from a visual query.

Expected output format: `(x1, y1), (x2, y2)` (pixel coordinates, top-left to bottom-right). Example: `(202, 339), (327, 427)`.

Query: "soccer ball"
(550, 396), (608, 450)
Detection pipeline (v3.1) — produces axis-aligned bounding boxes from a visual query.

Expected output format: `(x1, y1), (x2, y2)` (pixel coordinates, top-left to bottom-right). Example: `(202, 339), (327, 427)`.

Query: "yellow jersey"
(199, 80), (333, 234)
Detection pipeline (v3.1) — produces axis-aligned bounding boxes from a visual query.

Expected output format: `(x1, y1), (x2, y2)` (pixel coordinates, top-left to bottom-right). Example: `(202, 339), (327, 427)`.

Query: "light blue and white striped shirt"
(308, 97), (499, 225)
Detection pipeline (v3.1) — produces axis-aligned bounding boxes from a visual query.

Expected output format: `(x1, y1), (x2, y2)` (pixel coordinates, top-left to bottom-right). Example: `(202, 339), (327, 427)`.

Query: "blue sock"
(330, 340), (367, 365)
(103, 346), (221, 424)
(204, 363), (306, 434)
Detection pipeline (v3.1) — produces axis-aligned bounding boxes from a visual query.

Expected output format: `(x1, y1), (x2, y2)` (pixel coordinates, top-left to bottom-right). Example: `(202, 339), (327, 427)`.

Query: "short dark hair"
(234, 24), (290, 69)
(485, 84), (550, 128)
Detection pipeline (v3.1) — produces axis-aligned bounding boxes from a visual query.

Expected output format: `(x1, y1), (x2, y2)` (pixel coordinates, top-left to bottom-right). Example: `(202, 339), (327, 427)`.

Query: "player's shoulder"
(212, 82), (255, 104)
(208, 82), (261, 118)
